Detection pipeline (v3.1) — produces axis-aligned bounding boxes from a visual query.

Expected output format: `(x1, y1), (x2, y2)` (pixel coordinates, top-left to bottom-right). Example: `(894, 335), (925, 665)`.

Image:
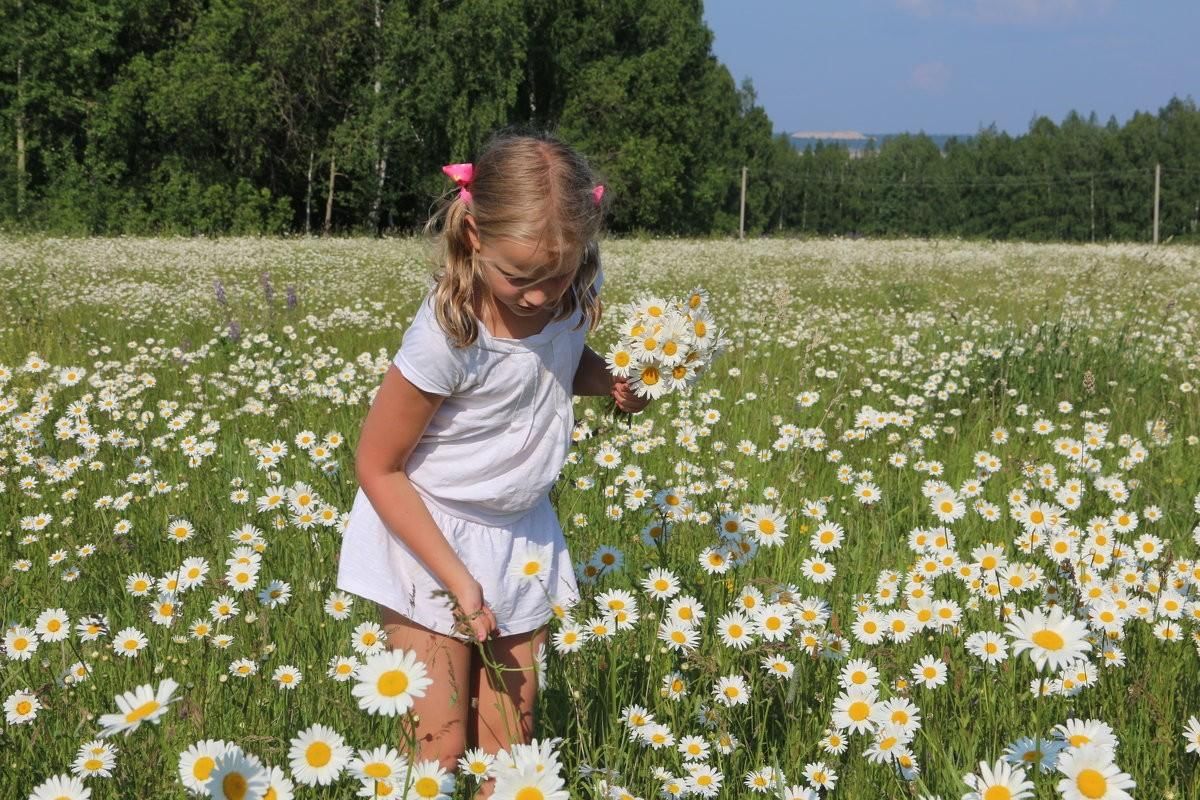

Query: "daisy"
(752, 603), (791, 642)
(166, 518), (196, 543)
(1006, 606), (1092, 672)
(3, 625), (38, 661)
(661, 671), (688, 699)
(98, 678), (180, 737)
(34, 608), (70, 642)
(328, 654), (361, 682)
(716, 611), (754, 649)
(839, 659), (880, 691)
(402, 759), (455, 800)
(71, 739), (117, 779)
(830, 685), (879, 734)
(1182, 716), (1200, 755)
(802, 762), (837, 792)
(207, 749), (269, 800)
(457, 748), (494, 782)
(962, 759), (1034, 800)
(288, 724), (352, 786)
(351, 621), (388, 655)
(852, 611), (887, 645)
(1055, 744), (1135, 800)
(966, 630), (1009, 665)
(743, 504), (787, 547)
(272, 665), (302, 690)
(665, 595), (705, 627)
(911, 655), (948, 689)
(5, 688), (41, 725)
(491, 764), (567, 800)
(1002, 736), (1064, 774)
(854, 481), (882, 505)
(179, 739), (237, 794)
(657, 620), (696, 653)
(712, 674), (750, 707)
(551, 622), (586, 654)
(347, 745), (407, 785)
(810, 521), (845, 552)
(684, 764), (723, 798)
(229, 658), (258, 678)
(1053, 719), (1118, 753)
(352, 648), (432, 716)
(508, 541), (553, 584)
(28, 774), (91, 800)
(878, 697), (922, 736)
(324, 591), (354, 620)
(761, 654), (794, 679)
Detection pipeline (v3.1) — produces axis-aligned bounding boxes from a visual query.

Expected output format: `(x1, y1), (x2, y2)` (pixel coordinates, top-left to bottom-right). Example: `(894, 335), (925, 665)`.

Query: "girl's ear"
(465, 214), (481, 252)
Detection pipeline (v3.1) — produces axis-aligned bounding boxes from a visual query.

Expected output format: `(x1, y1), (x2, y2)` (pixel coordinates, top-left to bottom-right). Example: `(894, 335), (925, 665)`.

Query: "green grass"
(1, 236), (1199, 799)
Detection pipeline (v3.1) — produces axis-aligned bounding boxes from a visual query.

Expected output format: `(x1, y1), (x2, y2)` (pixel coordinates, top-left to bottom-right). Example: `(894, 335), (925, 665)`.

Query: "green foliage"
(1, 1), (1198, 238)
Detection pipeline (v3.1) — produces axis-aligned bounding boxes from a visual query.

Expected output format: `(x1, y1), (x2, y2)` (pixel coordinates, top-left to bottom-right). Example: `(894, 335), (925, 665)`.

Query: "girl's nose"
(523, 287), (548, 306)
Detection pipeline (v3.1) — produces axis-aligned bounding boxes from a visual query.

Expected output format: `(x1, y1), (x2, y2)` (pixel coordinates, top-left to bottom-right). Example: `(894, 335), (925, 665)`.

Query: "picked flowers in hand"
(605, 287), (726, 401)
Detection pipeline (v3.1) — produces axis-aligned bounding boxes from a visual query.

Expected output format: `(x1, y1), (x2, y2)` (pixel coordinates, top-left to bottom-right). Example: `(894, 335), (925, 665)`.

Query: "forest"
(1, 0), (1198, 240)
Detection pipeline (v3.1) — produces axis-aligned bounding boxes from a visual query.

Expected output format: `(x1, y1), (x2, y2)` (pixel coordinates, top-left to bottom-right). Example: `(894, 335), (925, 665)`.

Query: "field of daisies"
(2, 235), (1199, 800)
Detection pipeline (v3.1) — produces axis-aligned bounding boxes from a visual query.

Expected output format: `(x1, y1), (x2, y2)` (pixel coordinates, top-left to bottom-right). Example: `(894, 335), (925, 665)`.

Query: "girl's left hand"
(612, 378), (650, 414)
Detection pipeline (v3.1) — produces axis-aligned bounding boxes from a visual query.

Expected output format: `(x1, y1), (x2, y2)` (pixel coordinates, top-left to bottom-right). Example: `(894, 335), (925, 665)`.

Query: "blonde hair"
(425, 131), (605, 348)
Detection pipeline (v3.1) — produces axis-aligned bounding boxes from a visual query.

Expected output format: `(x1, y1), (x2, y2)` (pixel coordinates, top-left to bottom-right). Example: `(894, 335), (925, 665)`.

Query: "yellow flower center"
(984, 787), (1013, 800)
(1075, 769), (1107, 798)
(414, 776), (440, 797)
(223, 772), (248, 800)
(378, 670), (409, 697)
(848, 701), (870, 721)
(124, 700), (159, 723)
(306, 741), (331, 767)
(366, 763), (392, 778)
(194, 755), (216, 780)
(1032, 629), (1064, 650)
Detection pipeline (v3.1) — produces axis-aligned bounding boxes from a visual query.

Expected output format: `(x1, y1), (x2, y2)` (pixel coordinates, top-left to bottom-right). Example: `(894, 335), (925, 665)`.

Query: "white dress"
(336, 275), (600, 639)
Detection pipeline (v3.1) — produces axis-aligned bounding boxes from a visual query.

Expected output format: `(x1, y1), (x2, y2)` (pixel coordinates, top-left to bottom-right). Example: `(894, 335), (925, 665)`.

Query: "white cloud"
(909, 61), (951, 93)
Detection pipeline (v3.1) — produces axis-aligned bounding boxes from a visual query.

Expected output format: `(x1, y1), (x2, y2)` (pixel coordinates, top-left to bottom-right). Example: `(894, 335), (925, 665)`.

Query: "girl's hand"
(612, 378), (650, 414)
(450, 578), (497, 642)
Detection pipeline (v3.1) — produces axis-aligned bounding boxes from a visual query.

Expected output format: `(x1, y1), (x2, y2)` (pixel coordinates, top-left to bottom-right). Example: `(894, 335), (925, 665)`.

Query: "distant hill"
(789, 131), (972, 154)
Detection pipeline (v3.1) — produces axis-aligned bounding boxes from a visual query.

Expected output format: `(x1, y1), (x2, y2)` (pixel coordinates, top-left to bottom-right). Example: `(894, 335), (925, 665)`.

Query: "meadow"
(1, 235), (1199, 800)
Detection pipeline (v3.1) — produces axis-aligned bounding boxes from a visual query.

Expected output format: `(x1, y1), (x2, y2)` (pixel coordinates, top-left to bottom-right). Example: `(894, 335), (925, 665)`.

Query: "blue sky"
(703, 0), (1200, 136)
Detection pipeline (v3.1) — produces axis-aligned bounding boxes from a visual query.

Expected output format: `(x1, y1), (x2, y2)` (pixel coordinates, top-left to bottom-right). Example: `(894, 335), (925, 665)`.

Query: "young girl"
(335, 131), (649, 788)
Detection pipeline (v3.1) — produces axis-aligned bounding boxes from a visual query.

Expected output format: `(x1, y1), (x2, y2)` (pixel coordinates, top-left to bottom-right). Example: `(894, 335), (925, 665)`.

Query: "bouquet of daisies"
(605, 287), (726, 400)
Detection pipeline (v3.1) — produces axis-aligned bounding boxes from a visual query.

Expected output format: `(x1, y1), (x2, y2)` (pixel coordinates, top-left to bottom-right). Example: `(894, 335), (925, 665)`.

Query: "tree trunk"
(367, 0), (384, 234)
(323, 154), (336, 236)
(304, 149), (314, 236)
(16, 54), (26, 218)
(370, 145), (388, 235)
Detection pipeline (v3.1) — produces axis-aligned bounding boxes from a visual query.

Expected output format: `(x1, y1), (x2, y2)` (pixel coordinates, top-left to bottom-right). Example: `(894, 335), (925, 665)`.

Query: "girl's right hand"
(451, 578), (497, 642)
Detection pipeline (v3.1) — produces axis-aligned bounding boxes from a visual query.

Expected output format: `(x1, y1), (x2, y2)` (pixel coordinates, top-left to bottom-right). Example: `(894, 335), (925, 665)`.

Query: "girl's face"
(469, 225), (577, 318)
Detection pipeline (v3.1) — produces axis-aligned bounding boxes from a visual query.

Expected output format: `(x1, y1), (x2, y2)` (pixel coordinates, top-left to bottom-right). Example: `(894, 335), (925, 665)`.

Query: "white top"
(392, 271), (602, 526)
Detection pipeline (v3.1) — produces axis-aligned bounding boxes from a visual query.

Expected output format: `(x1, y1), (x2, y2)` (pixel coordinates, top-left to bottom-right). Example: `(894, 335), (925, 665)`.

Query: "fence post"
(1153, 162), (1161, 245)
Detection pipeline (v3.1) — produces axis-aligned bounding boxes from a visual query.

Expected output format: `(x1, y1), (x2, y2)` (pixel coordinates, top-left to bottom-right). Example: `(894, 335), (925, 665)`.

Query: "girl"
(335, 131), (649, 790)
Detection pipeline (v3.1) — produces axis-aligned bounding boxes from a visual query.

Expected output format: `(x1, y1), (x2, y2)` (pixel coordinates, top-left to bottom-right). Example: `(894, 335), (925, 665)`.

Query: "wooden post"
(324, 155), (337, 236)
(1152, 163), (1161, 245)
(739, 166), (747, 240)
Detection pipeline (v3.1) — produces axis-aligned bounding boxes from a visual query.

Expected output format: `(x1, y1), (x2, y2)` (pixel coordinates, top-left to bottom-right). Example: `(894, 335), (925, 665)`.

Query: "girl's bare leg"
(468, 625), (548, 799)
(378, 604), (473, 772)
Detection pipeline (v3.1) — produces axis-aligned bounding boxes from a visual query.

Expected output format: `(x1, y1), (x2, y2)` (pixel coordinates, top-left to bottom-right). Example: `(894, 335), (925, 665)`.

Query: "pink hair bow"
(442, 163), (474, 205)
(592, 184), (605, 206)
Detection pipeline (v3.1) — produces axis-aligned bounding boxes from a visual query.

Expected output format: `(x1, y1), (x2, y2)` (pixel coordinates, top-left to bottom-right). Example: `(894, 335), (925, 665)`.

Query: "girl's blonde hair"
(425, 130), (605, 348)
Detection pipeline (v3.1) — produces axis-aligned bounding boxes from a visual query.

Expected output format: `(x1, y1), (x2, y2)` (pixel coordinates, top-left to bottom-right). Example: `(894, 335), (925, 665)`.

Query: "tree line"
(1, 0), (1197, 241)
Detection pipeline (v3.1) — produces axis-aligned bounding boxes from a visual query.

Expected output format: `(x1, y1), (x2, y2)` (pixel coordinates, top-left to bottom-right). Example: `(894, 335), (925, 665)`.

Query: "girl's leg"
(469, 625), (549, 799)
(378, 604), (473, 772)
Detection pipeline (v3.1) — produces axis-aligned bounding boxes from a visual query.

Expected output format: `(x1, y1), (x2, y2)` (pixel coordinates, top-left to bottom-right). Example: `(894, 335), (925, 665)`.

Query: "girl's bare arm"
(355, 364), (495, 639)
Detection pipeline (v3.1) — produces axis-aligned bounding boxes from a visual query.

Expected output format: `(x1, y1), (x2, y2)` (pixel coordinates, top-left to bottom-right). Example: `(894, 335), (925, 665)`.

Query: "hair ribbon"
(442, 163), (474, 205)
